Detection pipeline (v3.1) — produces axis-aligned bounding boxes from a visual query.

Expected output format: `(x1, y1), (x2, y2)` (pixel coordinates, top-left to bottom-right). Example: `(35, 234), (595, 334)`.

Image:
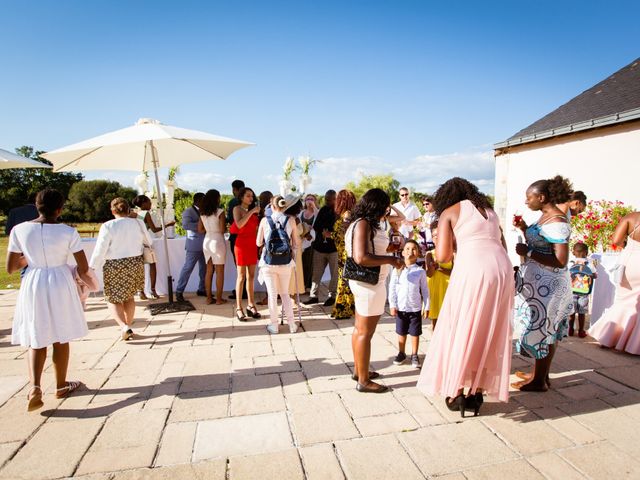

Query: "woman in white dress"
(132, 194), (175, 299)
(198, 189), (227, 305)
(284, 197), (306, 297)
(6, 189), (90, 411)
(346, 189), (404, 393)
(90, 198), (153, 341)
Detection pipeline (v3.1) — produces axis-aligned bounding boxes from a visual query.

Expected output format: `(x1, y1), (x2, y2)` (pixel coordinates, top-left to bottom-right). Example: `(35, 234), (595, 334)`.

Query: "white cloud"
(307, 148), (495, 195)
(176, 172), (234, 192)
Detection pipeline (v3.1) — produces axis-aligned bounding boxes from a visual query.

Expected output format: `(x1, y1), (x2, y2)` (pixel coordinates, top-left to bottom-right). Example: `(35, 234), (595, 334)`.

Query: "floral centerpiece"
(164, 166), (179, 207)
(134, 171), (149, 194)
(571, 200), (634, 252)
(297, 155), (320, 193)
(279, 156), (296, 195)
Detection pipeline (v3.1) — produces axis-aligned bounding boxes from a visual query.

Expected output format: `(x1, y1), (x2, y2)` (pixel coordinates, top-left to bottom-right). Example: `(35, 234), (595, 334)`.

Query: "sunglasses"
(423, 202), (431, 205)
(400, 193), (409, 197)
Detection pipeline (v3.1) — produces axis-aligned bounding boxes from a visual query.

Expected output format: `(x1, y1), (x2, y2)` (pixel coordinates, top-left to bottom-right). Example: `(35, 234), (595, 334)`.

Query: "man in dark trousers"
(176, 192), (206, 302)
(5, 194), (38, 235)
(304, 190), (338, 306)
(226, 179), (245, 300)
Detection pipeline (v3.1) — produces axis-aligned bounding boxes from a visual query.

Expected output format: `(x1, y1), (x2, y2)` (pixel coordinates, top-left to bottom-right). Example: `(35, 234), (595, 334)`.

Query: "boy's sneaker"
(266, 324), (279, 335)
(289, 322), (299, 334)
(411, 354), (421, 369)
(393, 352), (407, 365)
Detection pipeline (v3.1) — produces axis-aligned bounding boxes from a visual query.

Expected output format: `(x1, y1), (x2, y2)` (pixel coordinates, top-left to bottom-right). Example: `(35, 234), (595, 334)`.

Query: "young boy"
(389, 240), (429, 368)
(569, 242), (597, 338)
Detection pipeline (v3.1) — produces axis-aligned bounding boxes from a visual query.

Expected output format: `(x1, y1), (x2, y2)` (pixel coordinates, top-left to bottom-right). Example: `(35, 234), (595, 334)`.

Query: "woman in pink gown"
(589, 211), (640, 354)
(417, 178), (514, 417)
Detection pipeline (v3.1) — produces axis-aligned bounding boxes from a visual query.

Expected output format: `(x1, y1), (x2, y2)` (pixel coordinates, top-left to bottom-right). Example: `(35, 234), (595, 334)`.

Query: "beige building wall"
(494, 121), (640, 264)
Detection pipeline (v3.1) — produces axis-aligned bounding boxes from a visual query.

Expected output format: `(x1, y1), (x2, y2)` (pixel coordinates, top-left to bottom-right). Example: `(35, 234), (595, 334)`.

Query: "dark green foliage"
(64, 180), (137, 222)
(0, 146), (83, 215)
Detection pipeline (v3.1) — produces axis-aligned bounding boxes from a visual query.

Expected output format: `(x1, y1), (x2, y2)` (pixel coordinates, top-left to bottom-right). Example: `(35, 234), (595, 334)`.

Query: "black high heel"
(445, 394), (465, 412)
(473, 392), (484, 416)
(236, 308), (248, 322)
(246, 305), (261, 319)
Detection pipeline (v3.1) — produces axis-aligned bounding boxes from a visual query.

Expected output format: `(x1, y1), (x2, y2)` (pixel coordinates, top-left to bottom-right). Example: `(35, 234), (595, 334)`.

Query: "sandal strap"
(56, 380), (80, 393)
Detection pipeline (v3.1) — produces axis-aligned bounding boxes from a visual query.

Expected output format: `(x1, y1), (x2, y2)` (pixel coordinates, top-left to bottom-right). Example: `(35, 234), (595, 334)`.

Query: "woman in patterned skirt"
(90, 198), (153, 340)
(331, 189), (357, 319)
(512, 176), (574, 392)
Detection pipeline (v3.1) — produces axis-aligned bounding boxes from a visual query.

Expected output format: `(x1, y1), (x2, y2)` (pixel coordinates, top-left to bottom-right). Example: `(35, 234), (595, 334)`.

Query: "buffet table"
(75, 236), (328, 296)
(589, 252), (620, 325)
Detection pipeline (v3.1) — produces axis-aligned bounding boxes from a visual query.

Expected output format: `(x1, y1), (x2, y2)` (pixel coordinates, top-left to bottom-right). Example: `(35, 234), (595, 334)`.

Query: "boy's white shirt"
(388, 262), (429, 313)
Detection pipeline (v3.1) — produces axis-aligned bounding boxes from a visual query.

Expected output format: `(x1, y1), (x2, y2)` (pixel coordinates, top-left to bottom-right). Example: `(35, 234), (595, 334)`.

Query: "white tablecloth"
(589, 252), (620, 325)
(76, 237), (329, 296)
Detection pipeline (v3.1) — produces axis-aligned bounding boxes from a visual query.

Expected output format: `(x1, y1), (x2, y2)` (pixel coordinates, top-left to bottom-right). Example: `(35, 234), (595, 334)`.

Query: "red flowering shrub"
(571, 200), (634, 252)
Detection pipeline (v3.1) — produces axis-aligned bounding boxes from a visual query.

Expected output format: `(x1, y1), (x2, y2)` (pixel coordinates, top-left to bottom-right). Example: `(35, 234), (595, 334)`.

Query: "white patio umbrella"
(42, 118), (254, 313)
(1, 148), (53, 169)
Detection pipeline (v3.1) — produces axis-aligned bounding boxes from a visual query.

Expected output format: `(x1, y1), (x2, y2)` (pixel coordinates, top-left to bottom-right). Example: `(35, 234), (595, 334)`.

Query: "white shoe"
(266, 324), (279, 334)
(289, 323), (298, 334)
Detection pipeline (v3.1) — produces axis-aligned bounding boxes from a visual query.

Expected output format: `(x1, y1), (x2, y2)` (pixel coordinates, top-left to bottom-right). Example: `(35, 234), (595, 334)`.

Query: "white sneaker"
(289, 323), (298, 334)
(266, 324), (279, 334)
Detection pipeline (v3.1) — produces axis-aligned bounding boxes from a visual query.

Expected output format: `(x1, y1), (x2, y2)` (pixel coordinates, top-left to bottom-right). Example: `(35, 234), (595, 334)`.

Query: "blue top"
(182, 205), (204, 252)
(5, 204), (38, 235)
(388, 263), (429, 313)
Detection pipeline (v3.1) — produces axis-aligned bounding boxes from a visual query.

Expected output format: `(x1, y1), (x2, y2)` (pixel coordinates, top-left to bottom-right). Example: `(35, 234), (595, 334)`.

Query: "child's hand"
(390, 308), (397, 317)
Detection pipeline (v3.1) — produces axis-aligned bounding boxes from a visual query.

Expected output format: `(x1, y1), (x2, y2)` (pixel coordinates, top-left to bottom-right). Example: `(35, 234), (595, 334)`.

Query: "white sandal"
(27, 385), (44, 412)
(55, 381), (82, 399)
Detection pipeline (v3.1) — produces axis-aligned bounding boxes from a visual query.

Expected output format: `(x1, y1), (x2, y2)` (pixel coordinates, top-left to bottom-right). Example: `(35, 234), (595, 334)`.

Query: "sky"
(1, 0), (639, 196)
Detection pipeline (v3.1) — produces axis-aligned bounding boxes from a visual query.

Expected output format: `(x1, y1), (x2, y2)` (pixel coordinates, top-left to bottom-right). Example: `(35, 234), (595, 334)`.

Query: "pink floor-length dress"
(588, 236), (640, 355)
(417, 200), (514, 402)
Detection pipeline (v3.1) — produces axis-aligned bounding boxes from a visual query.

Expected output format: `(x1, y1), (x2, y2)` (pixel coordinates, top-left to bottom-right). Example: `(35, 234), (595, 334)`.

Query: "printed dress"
(331, 212), (355, 319)
(514, 219), (573, 359)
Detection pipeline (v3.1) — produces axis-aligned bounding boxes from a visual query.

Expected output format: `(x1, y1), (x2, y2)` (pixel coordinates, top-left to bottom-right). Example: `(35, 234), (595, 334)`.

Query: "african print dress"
(514, 219), (573, 359)
(332, 211), (355, 319)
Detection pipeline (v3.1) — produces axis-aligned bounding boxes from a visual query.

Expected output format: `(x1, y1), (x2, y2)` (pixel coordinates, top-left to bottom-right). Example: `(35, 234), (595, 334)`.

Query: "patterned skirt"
(514, 259), (573, 359)
(103, 255), (145, 304)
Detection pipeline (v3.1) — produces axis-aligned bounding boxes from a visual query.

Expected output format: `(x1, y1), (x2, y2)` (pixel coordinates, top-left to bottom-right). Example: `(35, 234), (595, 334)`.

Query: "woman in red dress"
(231, 187), (261, 321)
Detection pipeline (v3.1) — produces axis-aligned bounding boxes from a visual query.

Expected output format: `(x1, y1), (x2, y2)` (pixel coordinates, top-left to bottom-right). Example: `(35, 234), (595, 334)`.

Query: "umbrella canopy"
(0, 148), (53, 170)
(42, 118), (254, 172)
(41, 118), (254, 312)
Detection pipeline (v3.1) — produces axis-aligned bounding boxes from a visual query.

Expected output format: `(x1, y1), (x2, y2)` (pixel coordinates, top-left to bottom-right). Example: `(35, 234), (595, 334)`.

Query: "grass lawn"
(0, 236), (21, 289)
(0, 223), (103, 289)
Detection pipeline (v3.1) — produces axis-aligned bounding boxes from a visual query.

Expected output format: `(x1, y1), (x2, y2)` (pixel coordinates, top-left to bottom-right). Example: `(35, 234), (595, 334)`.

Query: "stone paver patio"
(1, 288), (639, 479)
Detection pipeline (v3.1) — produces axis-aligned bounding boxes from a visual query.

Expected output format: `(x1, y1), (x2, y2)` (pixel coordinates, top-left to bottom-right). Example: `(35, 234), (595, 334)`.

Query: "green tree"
(0, 146), (83, 214)
(64, 180), (137, 222)
(345, 174), (401, 203)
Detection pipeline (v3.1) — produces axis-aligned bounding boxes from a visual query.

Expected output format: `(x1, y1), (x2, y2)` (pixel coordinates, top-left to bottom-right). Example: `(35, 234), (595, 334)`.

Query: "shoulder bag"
(135, 219), (157, 264)
(342, 219), (380, 285)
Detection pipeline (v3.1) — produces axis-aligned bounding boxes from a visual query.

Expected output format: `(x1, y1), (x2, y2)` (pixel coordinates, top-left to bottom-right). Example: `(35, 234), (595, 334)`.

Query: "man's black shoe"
(303, 297), (319, 305)
(196, 290), (207, 297)
(229, 290), (237, 300)
(176, 293), (185, 303)
(323, 297), (336, 307)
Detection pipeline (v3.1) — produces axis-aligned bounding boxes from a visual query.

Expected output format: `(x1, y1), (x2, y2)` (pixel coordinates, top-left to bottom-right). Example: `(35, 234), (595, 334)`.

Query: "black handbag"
(342, 220), (380, 285)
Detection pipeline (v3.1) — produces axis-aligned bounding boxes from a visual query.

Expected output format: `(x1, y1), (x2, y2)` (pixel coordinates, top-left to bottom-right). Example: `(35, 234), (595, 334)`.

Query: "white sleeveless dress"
(9, 222), (88, 348)
(345, 219), (391, 316)
(202, 208), (226, 265)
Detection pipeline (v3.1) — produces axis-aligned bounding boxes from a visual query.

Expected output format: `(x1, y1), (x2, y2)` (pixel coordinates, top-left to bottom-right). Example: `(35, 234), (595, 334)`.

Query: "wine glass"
(322, 228), (329, 244)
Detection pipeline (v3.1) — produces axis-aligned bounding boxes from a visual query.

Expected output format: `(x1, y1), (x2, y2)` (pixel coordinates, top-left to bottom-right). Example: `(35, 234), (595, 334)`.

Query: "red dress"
(231, 214), (259, 266)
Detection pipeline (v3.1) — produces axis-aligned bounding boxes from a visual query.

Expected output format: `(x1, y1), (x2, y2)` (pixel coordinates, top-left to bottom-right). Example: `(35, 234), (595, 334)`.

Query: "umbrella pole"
(145, 142), (194, 315)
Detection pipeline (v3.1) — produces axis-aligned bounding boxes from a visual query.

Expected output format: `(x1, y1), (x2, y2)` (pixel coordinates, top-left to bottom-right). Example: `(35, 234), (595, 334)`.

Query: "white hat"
(282, 193), (302, 211)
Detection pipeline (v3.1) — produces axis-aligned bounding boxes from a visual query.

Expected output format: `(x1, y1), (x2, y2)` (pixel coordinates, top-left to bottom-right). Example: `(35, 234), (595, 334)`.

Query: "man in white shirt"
(420, 196), (437, 249)
(393, 187), (421, 239)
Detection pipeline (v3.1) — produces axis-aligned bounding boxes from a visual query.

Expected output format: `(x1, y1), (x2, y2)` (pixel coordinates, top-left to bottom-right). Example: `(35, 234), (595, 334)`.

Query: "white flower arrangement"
(282, 156), (295, 180)
(297, 155), (319, 175)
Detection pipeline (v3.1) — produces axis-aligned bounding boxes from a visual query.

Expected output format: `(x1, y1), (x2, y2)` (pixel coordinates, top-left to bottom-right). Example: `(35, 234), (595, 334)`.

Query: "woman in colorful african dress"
(331, 189), (357, 319)
(512, 176), (574, 392)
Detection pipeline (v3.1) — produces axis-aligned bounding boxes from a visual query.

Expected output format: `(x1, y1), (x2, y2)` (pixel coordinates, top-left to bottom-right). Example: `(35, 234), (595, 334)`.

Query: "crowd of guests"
(6, 174), (640, 413)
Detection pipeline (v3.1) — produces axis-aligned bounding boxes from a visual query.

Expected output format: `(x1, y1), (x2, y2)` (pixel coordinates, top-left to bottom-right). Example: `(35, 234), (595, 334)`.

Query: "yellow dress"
(428, 260), (453, 319)
(289, 221), (305, 295)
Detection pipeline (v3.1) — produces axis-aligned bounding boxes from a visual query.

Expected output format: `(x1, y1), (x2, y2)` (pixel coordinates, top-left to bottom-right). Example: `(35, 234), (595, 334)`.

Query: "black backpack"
(264, 215), (292, 265)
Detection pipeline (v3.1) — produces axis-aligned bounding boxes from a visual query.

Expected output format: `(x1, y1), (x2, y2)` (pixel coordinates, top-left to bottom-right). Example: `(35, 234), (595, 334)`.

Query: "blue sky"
(2, 0), (638, 195)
